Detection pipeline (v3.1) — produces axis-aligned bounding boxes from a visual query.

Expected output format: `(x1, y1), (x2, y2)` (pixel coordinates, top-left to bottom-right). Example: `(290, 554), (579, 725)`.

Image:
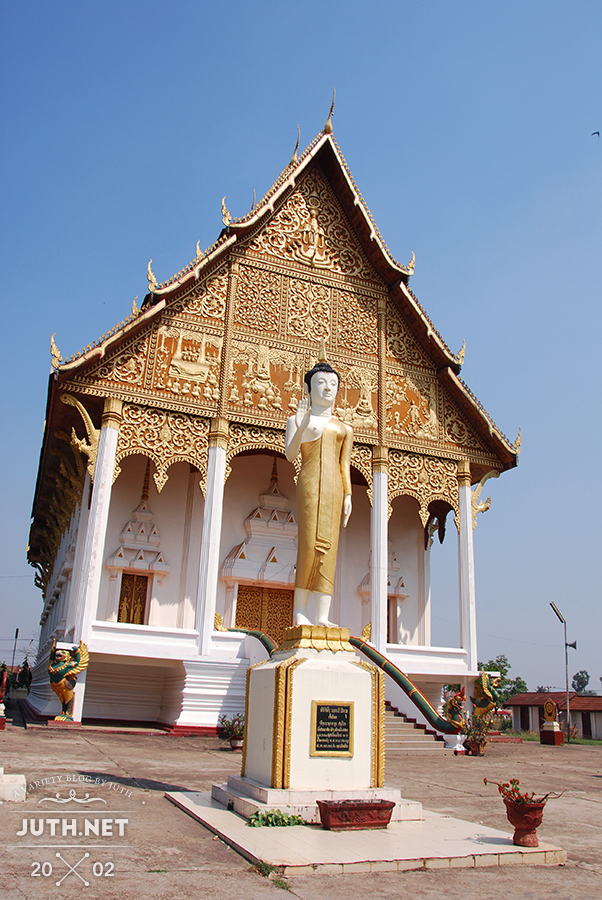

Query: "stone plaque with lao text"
(310, 700), (354, 757)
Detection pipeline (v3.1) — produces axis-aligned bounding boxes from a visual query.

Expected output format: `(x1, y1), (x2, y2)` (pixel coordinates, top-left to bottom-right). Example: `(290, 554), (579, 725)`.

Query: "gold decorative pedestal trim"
(278, 625), (354, 652)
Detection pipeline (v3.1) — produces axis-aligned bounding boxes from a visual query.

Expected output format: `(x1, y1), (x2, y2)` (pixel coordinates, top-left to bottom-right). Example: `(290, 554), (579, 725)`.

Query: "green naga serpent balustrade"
(222, 617), (463, 735)
(349, 636), (463, 734)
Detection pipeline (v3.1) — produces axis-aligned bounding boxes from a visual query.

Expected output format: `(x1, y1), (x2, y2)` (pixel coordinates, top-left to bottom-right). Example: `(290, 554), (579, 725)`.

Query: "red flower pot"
(503, 798), (546, 847)
(317, 799), (396, 831)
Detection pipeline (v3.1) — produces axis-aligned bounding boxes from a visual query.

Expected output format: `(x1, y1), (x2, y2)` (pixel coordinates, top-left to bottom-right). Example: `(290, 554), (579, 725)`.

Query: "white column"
(64, 474), (91, 639)
(196, 419), (228, 657)
(370, 448), (388, 653)
(71, 399), (122, 722)
(457, 459), (477, 672)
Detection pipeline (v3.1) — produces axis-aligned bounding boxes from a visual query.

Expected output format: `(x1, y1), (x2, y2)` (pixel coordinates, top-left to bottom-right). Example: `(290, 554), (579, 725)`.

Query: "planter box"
(317, 799), (396, 831)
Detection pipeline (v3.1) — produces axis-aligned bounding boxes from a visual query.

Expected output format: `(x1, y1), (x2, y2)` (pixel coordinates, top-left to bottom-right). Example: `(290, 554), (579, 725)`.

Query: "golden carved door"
(118, 573), (148, 624)
(235, 585), (293, 644)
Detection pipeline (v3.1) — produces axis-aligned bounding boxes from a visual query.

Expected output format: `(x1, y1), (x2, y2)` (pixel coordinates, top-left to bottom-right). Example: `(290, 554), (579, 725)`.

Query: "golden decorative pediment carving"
(386, 371), (438, 443)
(246, 167), (377, 282)
(114, 403), (210, 494)
(388, 449), (459, 527)
(386, 302), (435, 372)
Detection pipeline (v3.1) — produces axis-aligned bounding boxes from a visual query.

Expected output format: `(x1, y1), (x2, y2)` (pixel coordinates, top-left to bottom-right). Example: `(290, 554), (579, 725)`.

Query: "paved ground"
(1, 701), (601, 900)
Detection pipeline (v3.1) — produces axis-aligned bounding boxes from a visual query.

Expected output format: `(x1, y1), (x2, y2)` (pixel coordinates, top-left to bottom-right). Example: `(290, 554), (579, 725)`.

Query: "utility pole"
(10, 627), (19, 673)
(550, 603), (577, 743)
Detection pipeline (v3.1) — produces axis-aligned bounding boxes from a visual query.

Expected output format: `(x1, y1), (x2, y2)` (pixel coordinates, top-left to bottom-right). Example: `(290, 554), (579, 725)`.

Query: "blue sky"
(1, 1), (600, 691)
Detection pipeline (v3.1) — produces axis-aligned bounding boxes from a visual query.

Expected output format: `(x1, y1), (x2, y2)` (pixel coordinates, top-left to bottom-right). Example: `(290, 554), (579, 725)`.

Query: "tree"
(477, 654), (528, 704)
(536, 685), (553, 693)
(572, 670), (590, 693)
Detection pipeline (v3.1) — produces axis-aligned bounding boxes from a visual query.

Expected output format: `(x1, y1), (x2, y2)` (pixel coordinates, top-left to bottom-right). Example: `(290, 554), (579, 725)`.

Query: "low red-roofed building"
(505, 692), (602, 739)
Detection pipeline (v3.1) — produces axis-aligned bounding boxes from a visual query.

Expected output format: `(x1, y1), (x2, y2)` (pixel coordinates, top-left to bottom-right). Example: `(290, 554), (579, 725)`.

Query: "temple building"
(27, 126), (518, 731)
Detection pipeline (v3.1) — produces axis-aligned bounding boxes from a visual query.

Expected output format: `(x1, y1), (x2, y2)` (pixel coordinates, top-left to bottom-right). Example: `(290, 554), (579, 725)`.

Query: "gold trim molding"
(278, 625), (354, 652)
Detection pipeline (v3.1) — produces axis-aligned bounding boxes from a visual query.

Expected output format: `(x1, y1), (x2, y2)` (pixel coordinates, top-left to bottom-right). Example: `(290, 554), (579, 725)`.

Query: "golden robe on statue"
(295, 417), (353, 594)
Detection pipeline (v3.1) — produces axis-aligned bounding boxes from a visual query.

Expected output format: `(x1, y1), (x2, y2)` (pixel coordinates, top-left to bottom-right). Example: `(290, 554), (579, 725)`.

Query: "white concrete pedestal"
(211, 775), (422, 823)
(212, 625), (421, 823)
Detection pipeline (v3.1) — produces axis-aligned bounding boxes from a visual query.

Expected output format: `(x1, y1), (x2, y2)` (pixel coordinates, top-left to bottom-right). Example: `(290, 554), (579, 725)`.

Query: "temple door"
(235, 585), (294, 644)
(118, 573), (148, 624)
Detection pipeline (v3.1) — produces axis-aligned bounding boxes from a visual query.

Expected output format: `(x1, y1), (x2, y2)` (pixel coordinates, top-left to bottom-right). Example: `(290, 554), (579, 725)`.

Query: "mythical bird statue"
(471, 670), (501, 718)
(48, 639), (89, 721)
(443, 686), (467, 731)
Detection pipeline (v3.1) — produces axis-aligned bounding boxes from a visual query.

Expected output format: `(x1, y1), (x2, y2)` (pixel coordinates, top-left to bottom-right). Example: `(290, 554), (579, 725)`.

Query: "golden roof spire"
(290, 125), (300, 165)
(147, 260), (158, 292)
(50, 333), (63, 370)
(221, 197), (231, 227)
(324, 88), (336, 134)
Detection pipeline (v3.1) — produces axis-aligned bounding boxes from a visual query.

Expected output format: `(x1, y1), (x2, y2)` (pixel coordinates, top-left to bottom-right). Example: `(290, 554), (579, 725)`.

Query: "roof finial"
(147, 260), (158, 292)
(250, 189), (256, 212)
(132, 296), (139, 315)
(324, 88), (336, 134)
(318, 337), (328, 362)
(221, 196), (231, 227)
(290, 125), (300, 164)
(514, 427), (522, 455)
(457, 339), (466, 366)
(141, 458), (151, 503)
(195, 240), (203, 261)
(404, 251), (415, 276)
(50, 333), (63, 370)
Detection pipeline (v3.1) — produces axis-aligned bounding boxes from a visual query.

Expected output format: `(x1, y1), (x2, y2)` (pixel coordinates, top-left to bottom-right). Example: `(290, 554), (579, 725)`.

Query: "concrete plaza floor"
(1, 700), (601, 900)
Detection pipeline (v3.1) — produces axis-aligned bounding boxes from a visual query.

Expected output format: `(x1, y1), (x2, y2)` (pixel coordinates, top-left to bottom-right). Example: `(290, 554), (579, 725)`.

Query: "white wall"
(389, 495), (424, 645)
(98, 456), (204, 629)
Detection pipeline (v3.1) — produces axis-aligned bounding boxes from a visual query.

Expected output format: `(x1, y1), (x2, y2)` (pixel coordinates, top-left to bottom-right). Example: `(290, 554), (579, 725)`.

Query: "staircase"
(385, 701), (446, 755)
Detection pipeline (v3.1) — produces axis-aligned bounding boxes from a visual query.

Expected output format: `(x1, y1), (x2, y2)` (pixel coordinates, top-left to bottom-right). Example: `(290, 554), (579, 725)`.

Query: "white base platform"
(165, 791), (567, 874)
(212, 774), (422, 823)
(0, 767), (26, 802)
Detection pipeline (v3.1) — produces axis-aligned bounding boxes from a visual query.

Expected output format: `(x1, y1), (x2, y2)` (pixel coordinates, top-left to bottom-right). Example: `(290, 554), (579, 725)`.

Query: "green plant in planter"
(218, 712), (245, 739)
(248, 810), (308, 827)
(462, 712), (493, 752)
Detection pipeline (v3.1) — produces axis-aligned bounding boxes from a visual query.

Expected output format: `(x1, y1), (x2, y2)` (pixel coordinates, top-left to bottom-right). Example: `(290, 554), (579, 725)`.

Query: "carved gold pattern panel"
(68, 331), (150, 391)
(287, 279), (332, 342)
(386, 302), (435, 372)
(169, 268), (228, 321)
(234, 585), (294, 646)
(333, 362), (378, 434)
(386, 370), (438, 443)
(335, 289), (377, 356)
(114, 403), (210, 494)
(150, 322), (222, 407)
(246, 167), (376, 282)
(234, 265), (281, 336)
(441, 387), (488, 452)
(388, 449), (459, 526)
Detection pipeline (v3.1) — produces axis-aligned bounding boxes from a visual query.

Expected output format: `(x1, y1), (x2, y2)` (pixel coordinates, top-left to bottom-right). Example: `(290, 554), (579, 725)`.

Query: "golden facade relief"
(335, 289), (378, 356)
(386, 371), (438, 442)
(246, 167), (376, 282)
(287, 279), (331, 342)
(234, 265), (281, 335)
(153, 324), (222, 402)
(169, 268), (228, 321)
(388, 449), (459, 526)
(386, 302), (435, 371)
(442, 388), (487, 452)
(114, 403), (210, 494)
